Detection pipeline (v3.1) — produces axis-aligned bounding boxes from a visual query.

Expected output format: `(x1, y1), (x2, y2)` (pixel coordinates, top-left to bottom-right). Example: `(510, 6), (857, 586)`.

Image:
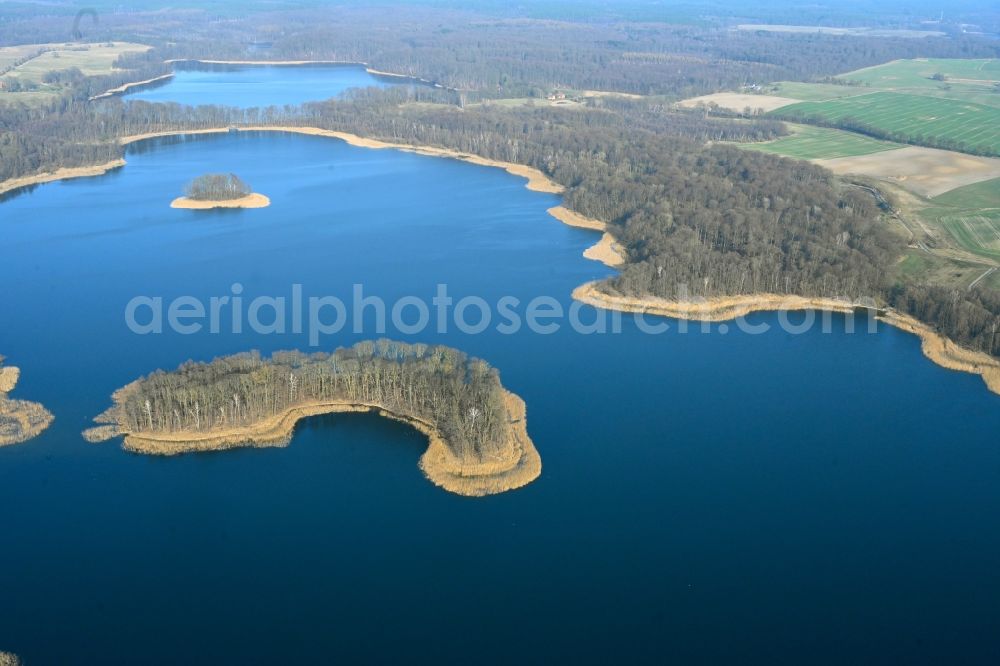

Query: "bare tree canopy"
(184, 173), (251, 201)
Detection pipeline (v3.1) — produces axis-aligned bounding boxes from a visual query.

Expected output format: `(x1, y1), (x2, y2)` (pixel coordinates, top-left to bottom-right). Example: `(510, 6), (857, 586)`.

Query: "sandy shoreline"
(171, 192), (270, 209)
(881, 310), (1000, 395)
(89, 72), (174, 100)
(84, 391), (540, 497)
(120, 126), (566, 193)
(4, 126), (995, 395)
(546, 205), (624, 266)
(0, 159), (126, 197)
(0, 126), (608, 257)
(165, 58), (362, 66)
(583, 232), (624, 267)
(0, 124), (561, 201)
(420, 391), (541, 496)
(546, 205), (606, 230)
(572, 283), (863, 321)
(162, 58), (446, 88)
(573, 282), (1000, 396)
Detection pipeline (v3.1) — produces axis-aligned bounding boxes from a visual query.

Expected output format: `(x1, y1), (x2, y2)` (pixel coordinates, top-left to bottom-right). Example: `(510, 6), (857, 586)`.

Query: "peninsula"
(0, 355), (54, 446)
(170, 173), (270, 209)
(3, 124), (997, 394)
(83, 341), (541, 496)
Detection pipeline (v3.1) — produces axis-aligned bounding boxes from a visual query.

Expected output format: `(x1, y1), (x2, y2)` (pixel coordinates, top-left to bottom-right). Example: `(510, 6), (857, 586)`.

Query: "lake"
(124, 63), (397, 107)
(2, 104), (1000, 663)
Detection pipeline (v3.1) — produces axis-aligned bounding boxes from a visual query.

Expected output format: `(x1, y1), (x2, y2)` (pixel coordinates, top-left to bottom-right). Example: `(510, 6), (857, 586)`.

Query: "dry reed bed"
(84, 391), (540, 497)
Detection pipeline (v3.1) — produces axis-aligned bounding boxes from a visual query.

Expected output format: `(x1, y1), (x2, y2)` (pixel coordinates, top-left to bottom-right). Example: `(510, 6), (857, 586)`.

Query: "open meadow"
(0, 42), (149, 104)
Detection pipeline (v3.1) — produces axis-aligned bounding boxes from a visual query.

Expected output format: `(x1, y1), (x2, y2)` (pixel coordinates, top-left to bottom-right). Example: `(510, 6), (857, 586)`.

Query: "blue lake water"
(124, 64), (394, 106)
(2, 128), (1000, 664)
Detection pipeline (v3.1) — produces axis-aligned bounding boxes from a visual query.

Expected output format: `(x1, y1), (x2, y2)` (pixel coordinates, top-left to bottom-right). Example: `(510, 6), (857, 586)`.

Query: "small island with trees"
(0, 355), (54, 447)
(83, 340), (541, 496)
(170, 173), (270, 209)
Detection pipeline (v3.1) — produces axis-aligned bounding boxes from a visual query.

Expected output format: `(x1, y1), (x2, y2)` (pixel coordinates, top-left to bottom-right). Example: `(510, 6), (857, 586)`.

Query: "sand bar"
(171, 193), (270, 209)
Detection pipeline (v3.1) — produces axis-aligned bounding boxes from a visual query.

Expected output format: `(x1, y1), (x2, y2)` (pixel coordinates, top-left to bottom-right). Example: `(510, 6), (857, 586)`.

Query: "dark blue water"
(2, 131), (1000, 665)
(124, 64), (393, 106)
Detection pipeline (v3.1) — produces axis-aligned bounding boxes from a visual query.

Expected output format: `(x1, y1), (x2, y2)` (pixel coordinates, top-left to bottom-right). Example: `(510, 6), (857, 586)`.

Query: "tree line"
(4, 4), (999, 101)
(0, 24), (998, 357)
(97, 341), (510, 463)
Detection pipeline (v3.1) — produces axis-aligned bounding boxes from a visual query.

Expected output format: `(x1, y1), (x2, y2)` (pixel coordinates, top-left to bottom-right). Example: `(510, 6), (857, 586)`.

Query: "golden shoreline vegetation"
(1, 126), (997, 395)
(573, 282), (1000, 396)
(83, 342), (541, 497)
(0, 358), (54, 447)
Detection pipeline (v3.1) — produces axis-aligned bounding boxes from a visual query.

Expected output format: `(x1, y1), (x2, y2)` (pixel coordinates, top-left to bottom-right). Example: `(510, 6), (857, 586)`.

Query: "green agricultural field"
(763, 81), (870, 102)
(935, 209), (1000, 262)
(834, 58), (1000, 109)
(762, 59), (1000, 107)
(934, 175), (1000, 209)
(922, 178), (1000, 262)
(842, 58), (1000, 89)
(742, 124), (902, 160)
(772, 92), (1000, 156)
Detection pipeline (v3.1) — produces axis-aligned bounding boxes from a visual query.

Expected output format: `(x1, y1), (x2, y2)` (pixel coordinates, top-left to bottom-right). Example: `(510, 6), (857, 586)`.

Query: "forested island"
(83, 341), (541, 496)
(1, 4), (999, 389)
(102, 99), (998, 370)
(0, 355), (54, 446)
(171, 173), (269, 209)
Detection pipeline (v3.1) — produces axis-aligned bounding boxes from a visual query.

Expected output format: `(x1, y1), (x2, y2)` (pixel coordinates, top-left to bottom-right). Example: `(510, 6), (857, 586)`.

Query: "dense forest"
(4, 5), (1000, 100)
(2, 84), (999, 356)
(92, 341), (511, 463)
(1, 5), (999, 357)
